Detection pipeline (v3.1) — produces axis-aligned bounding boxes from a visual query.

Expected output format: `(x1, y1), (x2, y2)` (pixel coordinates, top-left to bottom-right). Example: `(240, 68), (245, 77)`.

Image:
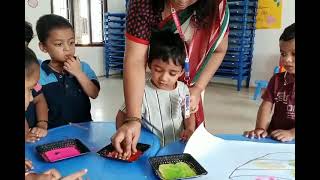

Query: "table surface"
(26, 122), (295, 179)
(25, 122), (161, 180)
(156, 134), (295, 156)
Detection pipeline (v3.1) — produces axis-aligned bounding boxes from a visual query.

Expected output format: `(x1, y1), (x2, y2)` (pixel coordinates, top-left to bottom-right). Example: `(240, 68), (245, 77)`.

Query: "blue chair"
(253, 66), (281, 100)
(253, 80), (268, 100)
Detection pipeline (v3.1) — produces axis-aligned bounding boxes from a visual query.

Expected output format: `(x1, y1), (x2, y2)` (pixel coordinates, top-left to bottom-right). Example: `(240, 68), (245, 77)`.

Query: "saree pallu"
(158, 0), (230, 127)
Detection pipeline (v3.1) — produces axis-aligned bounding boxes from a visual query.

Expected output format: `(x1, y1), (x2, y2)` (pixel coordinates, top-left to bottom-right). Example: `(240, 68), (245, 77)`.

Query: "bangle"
(255, 127), (265, 132)
(37, 120), (48, 124)
(123, 117), (141, 124)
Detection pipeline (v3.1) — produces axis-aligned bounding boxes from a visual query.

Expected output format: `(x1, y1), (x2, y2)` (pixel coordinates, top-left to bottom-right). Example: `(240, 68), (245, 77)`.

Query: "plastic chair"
(253, 66), (284, 100)
(253, 80), (268, 100)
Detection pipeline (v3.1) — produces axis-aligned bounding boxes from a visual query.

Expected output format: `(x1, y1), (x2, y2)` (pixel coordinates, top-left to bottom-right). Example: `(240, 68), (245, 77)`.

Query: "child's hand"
(30, 127), (48, 138)
(60, 169), (87, 180)
(63, 56), (82, 77)
(25, 131), (40, 143)
(243, 128), (268, 139)
(180, 129), (194, 142)
(25, 159), (33, 172)
(270, 129), (295, 142)
(42, 168), (61, 179)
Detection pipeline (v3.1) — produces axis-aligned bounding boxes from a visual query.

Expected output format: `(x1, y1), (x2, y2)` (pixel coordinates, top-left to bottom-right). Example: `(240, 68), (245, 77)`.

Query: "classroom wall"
(26, 0), (294, 86)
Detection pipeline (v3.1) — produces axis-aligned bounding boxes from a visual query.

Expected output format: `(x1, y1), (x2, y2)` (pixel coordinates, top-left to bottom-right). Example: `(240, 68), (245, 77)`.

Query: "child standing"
(35, 14), (100, 129)
(25, 21), (49, 142)
(25, 46), (88, 180)
(116, 30), (196, 149)
(244, 23), (295, 142)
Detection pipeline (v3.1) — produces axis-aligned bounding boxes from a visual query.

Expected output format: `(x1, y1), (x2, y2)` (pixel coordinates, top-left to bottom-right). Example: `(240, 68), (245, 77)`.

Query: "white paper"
(184, 123), (295, 180)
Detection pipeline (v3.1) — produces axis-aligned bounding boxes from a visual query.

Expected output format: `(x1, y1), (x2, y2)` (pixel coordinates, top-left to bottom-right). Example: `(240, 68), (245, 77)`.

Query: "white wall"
(25, 0), (126, 77)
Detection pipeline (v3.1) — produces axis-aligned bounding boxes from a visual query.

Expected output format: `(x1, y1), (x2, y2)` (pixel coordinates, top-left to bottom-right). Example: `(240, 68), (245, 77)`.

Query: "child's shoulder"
(79, 60), (98, 78)
(176, 81), (189, 92)
(267, 72), (286, 90)
(79, 60), (92, 69)
(270, 72), (286, 81)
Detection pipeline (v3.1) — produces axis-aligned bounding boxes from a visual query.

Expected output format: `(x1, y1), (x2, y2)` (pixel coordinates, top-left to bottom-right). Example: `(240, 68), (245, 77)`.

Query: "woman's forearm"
(123, 39), (149, 118)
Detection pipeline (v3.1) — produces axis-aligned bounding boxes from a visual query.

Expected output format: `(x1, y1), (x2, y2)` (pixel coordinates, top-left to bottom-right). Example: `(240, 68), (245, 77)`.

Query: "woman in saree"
(112, 0), (230, 159)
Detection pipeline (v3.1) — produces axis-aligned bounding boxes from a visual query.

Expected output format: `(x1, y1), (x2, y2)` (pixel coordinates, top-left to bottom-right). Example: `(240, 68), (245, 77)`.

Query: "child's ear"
(38, 42), (48, 53)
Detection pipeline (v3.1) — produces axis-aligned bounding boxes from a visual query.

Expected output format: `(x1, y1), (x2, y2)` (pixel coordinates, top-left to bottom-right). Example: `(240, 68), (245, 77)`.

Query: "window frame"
(51, 0), (107, 47)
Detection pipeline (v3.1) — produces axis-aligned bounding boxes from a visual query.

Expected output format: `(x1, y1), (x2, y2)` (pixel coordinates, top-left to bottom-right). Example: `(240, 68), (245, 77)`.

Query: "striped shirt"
(120, 79), (190, 147)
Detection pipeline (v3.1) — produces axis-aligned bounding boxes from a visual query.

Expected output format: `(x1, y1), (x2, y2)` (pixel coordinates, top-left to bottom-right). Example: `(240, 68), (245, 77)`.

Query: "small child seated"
(116, 30), (196, 147)
(35, 14), (100, 129)
(25, 46), (88, 180)
(244, 23), (295, 142)
(25, 21), (49, 142)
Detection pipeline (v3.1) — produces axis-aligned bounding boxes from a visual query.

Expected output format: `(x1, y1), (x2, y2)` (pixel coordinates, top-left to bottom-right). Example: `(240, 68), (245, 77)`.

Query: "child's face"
(25, 66), (40, 111)
(280, 39), (295, 74)
(149, 58), (184, 90)
(39, 28), (75, 63)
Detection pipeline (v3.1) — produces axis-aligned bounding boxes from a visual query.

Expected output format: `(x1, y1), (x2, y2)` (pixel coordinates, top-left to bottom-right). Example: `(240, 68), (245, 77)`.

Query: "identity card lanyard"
(170, 4), (195, 118)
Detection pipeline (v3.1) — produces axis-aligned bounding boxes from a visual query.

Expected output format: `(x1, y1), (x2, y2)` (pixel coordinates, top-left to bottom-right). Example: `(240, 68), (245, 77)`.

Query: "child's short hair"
(25, 47), (39, 78)
(25, 21), (33, 44)
(148, 30), (186, 67)
(36, 14), (73, 43)
(280, 23), (295, 41)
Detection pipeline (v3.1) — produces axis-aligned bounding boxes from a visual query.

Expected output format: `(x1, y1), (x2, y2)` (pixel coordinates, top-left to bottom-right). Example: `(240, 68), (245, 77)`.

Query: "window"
(52, 0), (106, 46)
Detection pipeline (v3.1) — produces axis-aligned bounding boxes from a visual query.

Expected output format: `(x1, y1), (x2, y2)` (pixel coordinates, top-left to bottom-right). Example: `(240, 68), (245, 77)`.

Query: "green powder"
(159, 162), (197, 180)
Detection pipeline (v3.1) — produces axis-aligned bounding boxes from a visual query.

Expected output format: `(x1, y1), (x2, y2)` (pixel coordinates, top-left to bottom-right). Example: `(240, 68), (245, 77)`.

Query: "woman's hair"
(25, 47), (40, 78)
(148, 30), (186, 67)
(153, 0), (219, 29)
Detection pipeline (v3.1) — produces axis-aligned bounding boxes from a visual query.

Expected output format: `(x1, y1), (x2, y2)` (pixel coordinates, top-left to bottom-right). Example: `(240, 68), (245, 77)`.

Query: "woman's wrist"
(123, 117), (142, 125)
(193, 83), (204, 92)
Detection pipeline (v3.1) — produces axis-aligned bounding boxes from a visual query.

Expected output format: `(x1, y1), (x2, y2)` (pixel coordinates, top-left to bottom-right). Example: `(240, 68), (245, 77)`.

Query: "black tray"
(36, 138), (90, 162)
(97, 143), (150, 162)
(149, 153), (207, 180)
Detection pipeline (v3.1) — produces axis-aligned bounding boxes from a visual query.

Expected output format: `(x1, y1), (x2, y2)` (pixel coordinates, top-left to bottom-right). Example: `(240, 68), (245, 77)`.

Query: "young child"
(25, 46), (88, 180)
(25, 21), (49, 142)
(244, 23), (295, 142)
(116, 30), (196, 148)
(35, 14), (100, 129)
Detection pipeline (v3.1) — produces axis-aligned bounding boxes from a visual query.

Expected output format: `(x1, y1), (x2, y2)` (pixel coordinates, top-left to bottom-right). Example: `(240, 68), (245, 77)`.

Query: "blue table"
(25, 122), (161, 179)
(156, 134), (295, 156)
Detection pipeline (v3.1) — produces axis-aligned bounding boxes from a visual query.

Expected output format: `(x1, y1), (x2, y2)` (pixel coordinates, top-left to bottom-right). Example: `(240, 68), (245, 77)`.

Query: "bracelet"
(255, 127), (265, 132)
(37, 120), (48, 124)
(123, 117), (142, 124)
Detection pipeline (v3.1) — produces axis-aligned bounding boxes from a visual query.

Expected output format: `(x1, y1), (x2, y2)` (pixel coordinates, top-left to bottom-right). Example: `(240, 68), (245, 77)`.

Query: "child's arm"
(180, 113), (196, 141)
(25, 159), (33, 172)
(63, 57), (100, 99)
(31, 93), (48, 137)
(270, 128), (295, 142)
(244, 100), (273, 139)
